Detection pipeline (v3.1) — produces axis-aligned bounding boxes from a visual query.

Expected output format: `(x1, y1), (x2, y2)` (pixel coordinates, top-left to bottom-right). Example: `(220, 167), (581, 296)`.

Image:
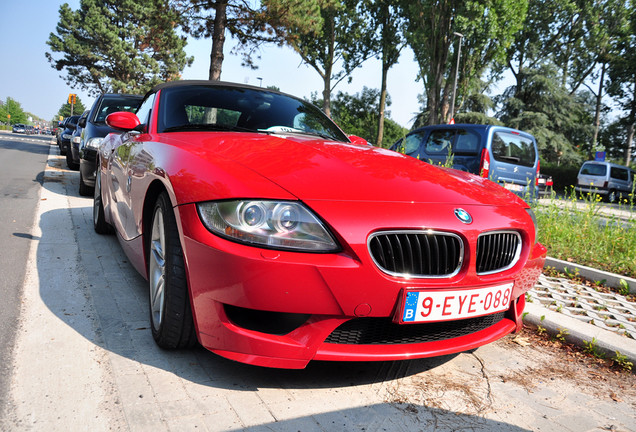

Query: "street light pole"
(257, 77), (263, 87)
(449, 32), (463, 124)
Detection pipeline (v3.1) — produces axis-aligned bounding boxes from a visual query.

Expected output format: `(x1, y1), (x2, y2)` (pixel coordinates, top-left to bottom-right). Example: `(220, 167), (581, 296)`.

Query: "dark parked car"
(78, 94), (142, 196)
(537, 173), (553, 196)
(68, 110), (90, 171)
(60, 115), (80, 161)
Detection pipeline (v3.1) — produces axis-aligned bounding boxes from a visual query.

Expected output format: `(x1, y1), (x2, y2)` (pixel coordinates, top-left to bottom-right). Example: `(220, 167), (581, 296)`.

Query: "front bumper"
(177, 202), (547, 369)
(79, 148), (98, 187)
(575, 185), (608, 196)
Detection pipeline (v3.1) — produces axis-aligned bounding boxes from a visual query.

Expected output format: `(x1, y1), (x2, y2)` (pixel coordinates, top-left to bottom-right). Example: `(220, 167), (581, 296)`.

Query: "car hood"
(164, 132), (525, 207)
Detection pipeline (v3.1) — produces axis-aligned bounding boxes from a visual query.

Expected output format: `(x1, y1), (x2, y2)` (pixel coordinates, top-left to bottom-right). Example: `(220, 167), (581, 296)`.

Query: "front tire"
(148, 192), (197, 349)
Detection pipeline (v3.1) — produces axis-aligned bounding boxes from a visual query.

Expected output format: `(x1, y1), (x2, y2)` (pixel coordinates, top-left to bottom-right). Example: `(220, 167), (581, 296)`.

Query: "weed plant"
(532, 188), (636, 279)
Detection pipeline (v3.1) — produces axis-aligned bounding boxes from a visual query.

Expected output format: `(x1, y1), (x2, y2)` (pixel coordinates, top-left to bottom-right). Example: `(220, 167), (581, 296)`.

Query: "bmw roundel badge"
(454, 208), (472, 224)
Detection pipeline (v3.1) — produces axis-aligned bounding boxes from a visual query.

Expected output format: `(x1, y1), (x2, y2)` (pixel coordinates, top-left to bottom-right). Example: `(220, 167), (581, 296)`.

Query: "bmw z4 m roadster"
(94, 80), (547, 369)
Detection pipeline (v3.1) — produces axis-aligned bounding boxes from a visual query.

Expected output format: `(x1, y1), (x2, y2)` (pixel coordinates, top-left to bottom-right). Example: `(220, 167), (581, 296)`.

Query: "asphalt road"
(0, 132), (51, 420)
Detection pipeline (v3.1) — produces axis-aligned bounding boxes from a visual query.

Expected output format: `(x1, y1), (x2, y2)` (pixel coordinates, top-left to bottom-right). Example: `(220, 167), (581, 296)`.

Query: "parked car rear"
(391, 124), (541, 200)
(575, 161), (635, 203)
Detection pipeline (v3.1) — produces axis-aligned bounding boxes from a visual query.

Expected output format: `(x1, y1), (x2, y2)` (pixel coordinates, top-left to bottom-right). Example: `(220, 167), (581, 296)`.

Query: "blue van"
(391, 124), (540, 199)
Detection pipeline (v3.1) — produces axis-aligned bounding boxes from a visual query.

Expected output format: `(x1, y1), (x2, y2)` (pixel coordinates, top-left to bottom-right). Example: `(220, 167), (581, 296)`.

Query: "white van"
(575, 161), (635, 203)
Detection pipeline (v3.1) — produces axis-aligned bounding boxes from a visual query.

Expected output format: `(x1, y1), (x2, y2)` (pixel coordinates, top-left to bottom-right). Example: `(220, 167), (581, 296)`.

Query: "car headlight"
(62, 133), (72, 140)
(526, 208), (538, 244)
(197, 200), (340, 252)
(86, 137), (104, 150)
(72, 136), (81, 144)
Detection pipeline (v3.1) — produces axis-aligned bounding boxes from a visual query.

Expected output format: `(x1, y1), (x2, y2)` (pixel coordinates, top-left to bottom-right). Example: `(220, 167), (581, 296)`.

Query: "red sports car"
(94, 80), (547, 369)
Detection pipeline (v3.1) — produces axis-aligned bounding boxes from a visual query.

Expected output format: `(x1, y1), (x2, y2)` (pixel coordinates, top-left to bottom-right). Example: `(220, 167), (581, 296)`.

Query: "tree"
(57, 97), (88, 118)
(606, 0), (636, 166)
(496, 64), (589, 165)
(403, 0), (526, 126)
(283, 0), (376, 117)
(177, 0), (322, 81)
(311, 87), (409, 147)
(360, 0), (405, 146)
(0, 98), (28, 125)
(46, 0), (192, 96)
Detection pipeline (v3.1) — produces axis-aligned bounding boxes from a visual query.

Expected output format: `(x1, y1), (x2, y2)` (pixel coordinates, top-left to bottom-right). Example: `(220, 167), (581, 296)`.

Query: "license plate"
(538, 178), (546, 184)
(399, 283), (514, 324)
(503, 183), (523, 192)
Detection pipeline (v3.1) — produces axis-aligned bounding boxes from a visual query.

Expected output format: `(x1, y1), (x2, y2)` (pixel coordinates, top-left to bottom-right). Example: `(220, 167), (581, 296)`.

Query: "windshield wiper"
(162, 124), (255, 133)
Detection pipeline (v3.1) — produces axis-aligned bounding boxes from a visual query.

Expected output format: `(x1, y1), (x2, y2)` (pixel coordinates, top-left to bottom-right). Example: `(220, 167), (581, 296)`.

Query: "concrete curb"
(545, 256), (636, 295)
(523, 302), (636, 367)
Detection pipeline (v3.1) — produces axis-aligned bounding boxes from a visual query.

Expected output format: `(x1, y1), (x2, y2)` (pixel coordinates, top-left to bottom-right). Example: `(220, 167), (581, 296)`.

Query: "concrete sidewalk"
(2, 140), (635, 432)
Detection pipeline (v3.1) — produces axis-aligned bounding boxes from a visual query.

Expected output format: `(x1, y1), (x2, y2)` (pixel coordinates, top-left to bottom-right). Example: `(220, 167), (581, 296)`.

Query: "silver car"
(575, 161), (635, 203)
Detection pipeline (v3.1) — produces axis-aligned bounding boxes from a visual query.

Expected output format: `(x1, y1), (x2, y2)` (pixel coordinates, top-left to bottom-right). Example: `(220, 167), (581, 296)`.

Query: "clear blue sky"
(0, 1), (512, 130)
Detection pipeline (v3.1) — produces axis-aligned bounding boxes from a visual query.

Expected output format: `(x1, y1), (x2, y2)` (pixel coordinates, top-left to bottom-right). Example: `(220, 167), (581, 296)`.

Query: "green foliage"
(539, 162), (579, 193)
(496, 64), (588, 166)
(403, 0), (527, 125)
(46, 0), (193, 96)
(312, 87), (408, 147)
(283, 0), (376, 117)
(583, 338), (606, 359)
(0, 97), (27, 125)
(57, 97), (87, 119)
(533, 191), (636, 278)
(612, 351), (633, 371)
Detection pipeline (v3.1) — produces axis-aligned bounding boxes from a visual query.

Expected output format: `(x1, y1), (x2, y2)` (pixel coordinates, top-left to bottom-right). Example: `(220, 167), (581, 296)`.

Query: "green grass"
(533, 188), (636, 279)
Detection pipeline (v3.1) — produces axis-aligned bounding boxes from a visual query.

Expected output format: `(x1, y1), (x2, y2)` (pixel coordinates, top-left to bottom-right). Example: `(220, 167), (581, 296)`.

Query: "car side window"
(454, 130), (479, 153)
(425, 130), (454, 154)
(610, 167), (628, 181)
(401, 132), (425, 155)
(135, 94), (156, 129)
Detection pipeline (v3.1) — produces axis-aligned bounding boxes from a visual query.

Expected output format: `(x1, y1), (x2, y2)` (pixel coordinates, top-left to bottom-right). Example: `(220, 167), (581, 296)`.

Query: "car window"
(425, 129), (454, 154)
(454, 130), (480, 153)
(580, 163), (606, 176)
(94, 97), (142, 123)
(400, 132), (425, 155)
(610, 167), (628, 181)
(491, 131), (536, 167)
(157, 85), (348, 142)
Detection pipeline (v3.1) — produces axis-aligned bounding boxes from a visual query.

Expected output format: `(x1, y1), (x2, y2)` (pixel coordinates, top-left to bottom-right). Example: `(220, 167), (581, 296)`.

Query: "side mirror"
(78, 117), (87, 128)
(106, 111), (141, 131)
(348, 135), (370, 146)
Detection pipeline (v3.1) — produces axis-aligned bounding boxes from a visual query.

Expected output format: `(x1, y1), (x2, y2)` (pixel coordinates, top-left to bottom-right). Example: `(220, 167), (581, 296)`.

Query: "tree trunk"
(321, 13), (335, 118)
(209, 0), (228, 81)
(589, 62), (606, 160)
(376, 61), (389, 146)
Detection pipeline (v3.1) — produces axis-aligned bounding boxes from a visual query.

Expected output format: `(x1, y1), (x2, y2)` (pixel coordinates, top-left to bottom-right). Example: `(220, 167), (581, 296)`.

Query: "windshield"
(94, 97), (142, 123)
(157, 84), (348, 142)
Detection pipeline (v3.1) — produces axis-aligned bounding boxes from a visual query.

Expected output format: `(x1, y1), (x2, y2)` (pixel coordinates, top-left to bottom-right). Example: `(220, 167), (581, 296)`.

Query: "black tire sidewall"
(149, 192), (196, 349)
